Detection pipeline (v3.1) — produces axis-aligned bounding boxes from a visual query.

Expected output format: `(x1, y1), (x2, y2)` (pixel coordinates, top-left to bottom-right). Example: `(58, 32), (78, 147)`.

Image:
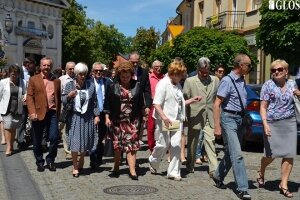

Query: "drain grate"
(103, 185), (158, 195)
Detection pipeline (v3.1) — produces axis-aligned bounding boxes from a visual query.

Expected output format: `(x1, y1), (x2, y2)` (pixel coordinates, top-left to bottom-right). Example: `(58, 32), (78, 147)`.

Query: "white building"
(0, 0), (69, 68)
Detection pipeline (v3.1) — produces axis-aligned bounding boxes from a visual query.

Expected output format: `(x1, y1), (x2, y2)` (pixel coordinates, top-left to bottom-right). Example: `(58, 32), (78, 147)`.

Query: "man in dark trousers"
(90, 62), (112, 169)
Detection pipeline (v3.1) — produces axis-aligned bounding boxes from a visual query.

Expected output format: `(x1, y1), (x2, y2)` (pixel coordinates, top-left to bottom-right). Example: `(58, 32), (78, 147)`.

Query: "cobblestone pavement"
(1, 135), (300, 200)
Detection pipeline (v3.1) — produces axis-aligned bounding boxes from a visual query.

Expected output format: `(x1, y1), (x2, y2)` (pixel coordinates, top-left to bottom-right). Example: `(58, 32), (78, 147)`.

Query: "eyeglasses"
(94, 69), (103, 73)
(271, 67), (284, 73)
(67, 68), (74, 71)
(217, 70), (224, 73)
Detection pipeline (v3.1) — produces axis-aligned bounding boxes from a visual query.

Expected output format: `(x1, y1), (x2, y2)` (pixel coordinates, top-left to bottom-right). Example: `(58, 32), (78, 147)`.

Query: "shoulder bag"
(228, 76), (253, 129)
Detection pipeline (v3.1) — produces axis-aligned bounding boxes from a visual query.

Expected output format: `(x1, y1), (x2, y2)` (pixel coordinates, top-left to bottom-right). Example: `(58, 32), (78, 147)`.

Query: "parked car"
(242, 85), (264, 149)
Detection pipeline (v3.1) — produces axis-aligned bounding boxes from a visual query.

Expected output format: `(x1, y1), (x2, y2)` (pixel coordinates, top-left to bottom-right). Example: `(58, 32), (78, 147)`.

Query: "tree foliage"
(132, 27), (160, 66)
(256, 0), (300, 69)
(62, 0), (129, 68)
(62, 0), (92, 66)
(151, 27), (254, 73)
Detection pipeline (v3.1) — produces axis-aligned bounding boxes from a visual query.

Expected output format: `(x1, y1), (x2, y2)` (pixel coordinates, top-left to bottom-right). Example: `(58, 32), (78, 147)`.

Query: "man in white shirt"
(59, 61), (75, 159)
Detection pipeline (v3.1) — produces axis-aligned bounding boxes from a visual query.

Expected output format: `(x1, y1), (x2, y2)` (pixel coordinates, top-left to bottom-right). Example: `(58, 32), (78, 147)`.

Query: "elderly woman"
(62, 62), (100, 177)
(258, 59), (298, 198)
(104, 61), (144, 180)
(0, 65), (26, 156)
(148, 61), (201, 181)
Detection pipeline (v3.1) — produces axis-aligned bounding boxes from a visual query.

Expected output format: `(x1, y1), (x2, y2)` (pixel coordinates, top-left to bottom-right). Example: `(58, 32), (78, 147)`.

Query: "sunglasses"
(94, 69), (103, 73)
(217, 70), (224, 73)
(271, 67), (284, 73)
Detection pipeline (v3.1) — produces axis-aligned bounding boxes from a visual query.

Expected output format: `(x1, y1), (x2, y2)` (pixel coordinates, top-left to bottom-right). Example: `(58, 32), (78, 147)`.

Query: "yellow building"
(163, 0), (272, 84)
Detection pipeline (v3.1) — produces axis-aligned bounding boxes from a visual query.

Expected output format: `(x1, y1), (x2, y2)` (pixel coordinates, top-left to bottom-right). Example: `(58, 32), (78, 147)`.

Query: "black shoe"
(47, 163), (56, 171)
(212, 177), (226, 189)
(237, 191), (251, 200)
(17, 142), (28, 150)
(37, 164), (45, 172)
(90, 161), (99, 170)
(129, 173), (138, 180)
(109, 171), (120, 178)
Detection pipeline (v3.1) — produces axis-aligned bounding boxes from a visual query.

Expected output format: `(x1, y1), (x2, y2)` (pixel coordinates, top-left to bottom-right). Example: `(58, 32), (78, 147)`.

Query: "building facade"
(0, 0), (69, 68)
(163, 0), (271, 84)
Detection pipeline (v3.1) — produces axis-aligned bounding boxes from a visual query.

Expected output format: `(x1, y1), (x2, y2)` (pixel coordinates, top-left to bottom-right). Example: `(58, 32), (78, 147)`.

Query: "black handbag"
(103, 127), (114, 157)
(228, 76), (253, 129)
(59, 100), (73, 123)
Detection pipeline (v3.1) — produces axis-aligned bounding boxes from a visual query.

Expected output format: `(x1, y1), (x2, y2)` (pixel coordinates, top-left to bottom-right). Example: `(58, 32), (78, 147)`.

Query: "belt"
(223, 109), (243, 116)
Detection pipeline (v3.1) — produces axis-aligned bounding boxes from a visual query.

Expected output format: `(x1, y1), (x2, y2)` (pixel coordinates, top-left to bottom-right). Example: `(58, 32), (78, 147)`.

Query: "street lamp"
(4, 13), (13, 34)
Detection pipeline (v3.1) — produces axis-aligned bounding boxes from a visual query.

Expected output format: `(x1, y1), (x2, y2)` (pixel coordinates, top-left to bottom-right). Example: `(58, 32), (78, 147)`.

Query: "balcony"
(15, 26), (48, 39)
(206, 11), (245, 31)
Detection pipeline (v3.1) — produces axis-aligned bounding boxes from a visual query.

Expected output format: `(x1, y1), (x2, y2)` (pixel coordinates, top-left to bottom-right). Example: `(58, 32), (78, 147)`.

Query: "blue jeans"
(195, 130), (204, 159)
(214, 112), (249, 192)
(32, 110), (59, 165)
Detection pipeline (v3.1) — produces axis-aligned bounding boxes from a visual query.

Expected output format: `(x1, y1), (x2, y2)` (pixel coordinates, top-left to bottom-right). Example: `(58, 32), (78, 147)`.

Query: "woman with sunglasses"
(258, 59), (299, 198)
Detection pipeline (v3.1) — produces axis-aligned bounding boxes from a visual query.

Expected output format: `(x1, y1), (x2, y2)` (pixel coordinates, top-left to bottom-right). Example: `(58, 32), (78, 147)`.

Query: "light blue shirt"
(217, 71), (247, 112)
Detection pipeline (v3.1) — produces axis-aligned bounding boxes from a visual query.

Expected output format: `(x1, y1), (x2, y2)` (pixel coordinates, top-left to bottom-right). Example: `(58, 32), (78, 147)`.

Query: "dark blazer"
(136, 66), (152, 108)
(26, 73), (61, 120)
(93, 77), (112, 97)
(104, 80), (144, 121)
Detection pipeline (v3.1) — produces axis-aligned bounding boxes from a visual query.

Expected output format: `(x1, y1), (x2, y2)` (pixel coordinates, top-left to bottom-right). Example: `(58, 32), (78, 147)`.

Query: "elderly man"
(147, 60), (164, 153)
(183, 57), (219, 177)
(26, 57), (61, 172)
(89, 62), (112, 169)
(59, 61), (75, 160)
(213, 53), (252, 200)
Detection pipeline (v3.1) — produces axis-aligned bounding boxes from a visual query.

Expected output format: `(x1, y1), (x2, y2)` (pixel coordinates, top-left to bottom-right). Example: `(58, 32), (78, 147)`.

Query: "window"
(216, 0), (222, 14)
(198, 1), (204, 26)
(28, 21), (35, 29)
(47, 24), (54, 39)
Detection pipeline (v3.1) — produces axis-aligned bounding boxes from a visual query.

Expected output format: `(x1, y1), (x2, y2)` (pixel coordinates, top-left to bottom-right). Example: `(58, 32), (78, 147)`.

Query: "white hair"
(74, 62), (88, 75)
(197, 57), (210, 69)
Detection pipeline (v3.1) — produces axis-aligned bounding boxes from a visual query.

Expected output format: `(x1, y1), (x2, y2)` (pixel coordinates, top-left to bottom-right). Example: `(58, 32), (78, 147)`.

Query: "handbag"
(293, 95), (300, 124)
(59, 100), (73, 123)
(103, 127), (114, 157)
(162, 120), (180, 131)
(228, 76), (253, 129)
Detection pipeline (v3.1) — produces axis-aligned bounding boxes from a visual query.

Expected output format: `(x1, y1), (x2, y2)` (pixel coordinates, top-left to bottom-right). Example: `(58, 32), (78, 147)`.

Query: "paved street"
(0, 135), (299, 200)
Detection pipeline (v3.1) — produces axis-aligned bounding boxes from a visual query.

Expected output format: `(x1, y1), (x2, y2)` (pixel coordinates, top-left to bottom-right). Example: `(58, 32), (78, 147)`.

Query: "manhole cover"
(103, 185), (158, 195)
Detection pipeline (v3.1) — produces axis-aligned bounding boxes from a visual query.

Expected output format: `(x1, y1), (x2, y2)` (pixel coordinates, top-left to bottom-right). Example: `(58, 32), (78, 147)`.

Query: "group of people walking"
(0, 52), (298, 199)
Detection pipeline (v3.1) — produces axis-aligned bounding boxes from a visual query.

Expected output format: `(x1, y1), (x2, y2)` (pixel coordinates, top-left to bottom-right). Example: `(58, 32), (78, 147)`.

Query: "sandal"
(256, 171), (264, 188)
(72, 169), (79, 178)
(279, 185), (293, 198)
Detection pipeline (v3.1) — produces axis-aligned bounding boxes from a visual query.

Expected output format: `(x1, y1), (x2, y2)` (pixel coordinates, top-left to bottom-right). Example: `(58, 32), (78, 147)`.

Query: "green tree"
(151, 27), (254, 73)
(62, 0), (93, 66)
(132, 27), (160, 65)
(90, 22), (128, 66)
(256, 0), (300, 71)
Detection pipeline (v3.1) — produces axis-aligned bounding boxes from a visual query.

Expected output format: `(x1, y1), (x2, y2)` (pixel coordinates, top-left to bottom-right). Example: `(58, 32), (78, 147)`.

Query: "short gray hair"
(197, 57), (210, 69)
(152, 60), (163, 67)
(74, 62), (88, 75)
(92, 62), (103, 70)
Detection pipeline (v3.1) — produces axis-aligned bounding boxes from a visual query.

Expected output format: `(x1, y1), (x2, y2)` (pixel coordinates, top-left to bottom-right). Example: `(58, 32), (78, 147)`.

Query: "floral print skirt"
(111, 119), (140, 153)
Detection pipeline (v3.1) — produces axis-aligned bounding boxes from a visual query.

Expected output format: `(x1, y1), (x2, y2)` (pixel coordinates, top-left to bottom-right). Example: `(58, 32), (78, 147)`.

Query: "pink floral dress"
(111, 86), (140, 152)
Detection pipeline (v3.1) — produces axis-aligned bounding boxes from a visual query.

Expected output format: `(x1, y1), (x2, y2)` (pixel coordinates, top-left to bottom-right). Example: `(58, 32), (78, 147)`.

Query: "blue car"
(241, 85), (264, 149)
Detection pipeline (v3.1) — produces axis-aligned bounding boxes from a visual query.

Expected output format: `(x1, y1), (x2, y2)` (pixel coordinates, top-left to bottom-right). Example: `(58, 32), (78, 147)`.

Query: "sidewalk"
(15, 137), (299, 200)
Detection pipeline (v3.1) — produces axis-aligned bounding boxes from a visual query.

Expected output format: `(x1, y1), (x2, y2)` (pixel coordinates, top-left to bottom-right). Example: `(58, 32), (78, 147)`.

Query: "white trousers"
(149, 120), (182, 177)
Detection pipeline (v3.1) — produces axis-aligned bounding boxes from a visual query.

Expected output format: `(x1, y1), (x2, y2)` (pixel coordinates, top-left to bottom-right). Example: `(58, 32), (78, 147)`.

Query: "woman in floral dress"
(104, 61), (144, 180)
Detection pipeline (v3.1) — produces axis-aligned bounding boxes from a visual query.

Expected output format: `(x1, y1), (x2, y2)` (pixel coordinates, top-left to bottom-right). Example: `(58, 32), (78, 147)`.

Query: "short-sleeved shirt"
(217, 71), (247, 111)
(260, 79), (296, 120)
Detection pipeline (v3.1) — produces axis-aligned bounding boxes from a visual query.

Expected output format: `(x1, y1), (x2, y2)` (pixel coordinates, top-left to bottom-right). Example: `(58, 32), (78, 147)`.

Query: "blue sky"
(76, 0), (182, 37)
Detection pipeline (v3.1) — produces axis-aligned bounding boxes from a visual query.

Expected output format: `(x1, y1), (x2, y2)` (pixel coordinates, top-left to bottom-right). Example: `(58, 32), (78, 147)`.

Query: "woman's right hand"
(162, 116), (172, 128)
(263, 123), (271, 137)
(68, 90), (77, 98)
